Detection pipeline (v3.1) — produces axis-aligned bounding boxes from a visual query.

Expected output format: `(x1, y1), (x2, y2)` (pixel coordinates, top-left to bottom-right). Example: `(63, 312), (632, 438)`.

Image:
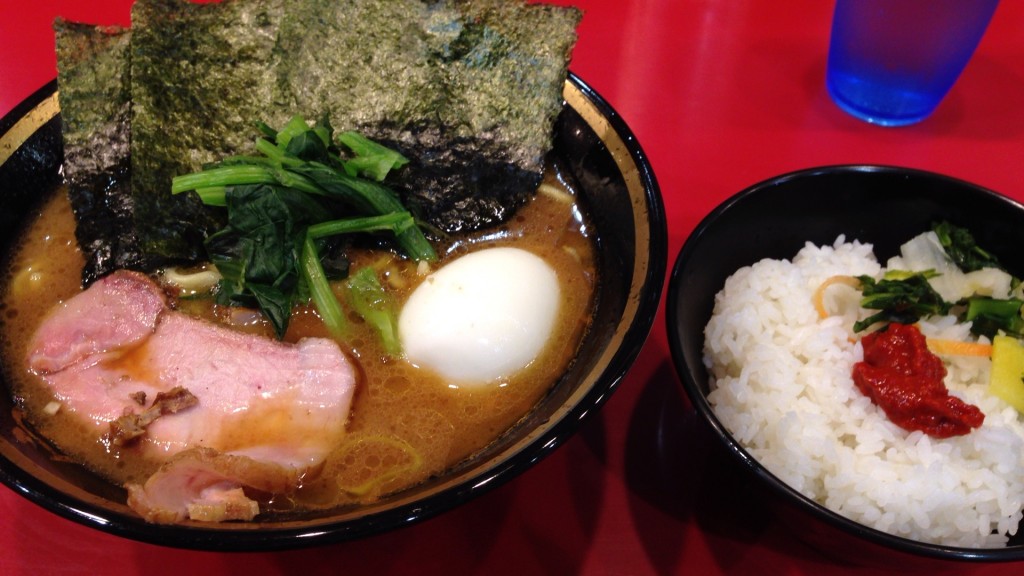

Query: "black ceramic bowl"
(0, 73), (666, 550)
(667, 165), (1024, 564)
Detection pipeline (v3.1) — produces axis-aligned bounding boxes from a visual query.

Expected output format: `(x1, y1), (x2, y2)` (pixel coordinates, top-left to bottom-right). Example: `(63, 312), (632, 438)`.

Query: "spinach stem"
(255, 138), (303, 167)
(172, 164), (323, 196)
(194, 187), (227, 206)
(171, 165), (277, 194)
(300, 233), (347, 340)
(308, 212), (415, 240)
(299, 168), (436, 261)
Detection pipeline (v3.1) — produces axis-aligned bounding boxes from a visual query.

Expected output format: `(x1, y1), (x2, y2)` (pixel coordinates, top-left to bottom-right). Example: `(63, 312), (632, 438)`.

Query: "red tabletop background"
(3, 1), (1024, 574)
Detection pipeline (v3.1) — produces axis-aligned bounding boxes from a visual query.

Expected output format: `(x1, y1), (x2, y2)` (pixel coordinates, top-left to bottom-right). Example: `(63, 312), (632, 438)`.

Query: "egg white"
(398, 247), (560, 386)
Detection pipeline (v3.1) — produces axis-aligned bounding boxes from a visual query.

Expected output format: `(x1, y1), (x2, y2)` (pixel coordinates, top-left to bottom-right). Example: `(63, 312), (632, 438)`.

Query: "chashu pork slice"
(28, 270), (166, 374)
(26, 270), (357, 522)
(127, 447), (301, 524)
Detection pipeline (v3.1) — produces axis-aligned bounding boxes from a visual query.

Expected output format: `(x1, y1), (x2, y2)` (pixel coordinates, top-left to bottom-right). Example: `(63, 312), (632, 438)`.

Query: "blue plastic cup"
(826, 0), (999, 126)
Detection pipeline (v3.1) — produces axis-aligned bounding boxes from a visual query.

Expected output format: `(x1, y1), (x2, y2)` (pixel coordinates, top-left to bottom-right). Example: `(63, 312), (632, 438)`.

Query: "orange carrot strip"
(813, 275), (861, 319)
(926, 338), (993, 357)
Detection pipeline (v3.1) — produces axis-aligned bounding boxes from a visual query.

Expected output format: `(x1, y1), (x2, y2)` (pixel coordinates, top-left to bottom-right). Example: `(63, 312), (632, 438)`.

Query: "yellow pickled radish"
(990, 335), (1024, 413)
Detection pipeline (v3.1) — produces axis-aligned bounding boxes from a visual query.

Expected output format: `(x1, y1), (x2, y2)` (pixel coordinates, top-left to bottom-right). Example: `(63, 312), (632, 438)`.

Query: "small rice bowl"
(703, 236), (1024, 547)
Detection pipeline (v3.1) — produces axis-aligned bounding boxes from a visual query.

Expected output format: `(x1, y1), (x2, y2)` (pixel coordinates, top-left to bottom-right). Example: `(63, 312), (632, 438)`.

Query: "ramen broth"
(0, 169), (597, 512)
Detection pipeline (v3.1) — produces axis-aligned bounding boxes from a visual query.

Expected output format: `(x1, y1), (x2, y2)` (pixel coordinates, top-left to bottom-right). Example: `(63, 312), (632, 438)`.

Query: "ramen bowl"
(0, 72), (666, 550)
(667, 165), (1024, 564)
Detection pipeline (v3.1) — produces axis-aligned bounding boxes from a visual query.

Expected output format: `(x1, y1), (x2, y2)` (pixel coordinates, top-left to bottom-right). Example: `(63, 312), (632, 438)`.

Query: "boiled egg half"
(399, 247), (560, 386)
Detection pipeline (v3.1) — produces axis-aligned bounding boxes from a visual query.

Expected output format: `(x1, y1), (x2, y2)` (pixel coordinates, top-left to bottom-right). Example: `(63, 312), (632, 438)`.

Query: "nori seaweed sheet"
(270, 0), (582, 233)
(376, 0), (584, 233)
(54, 21), (144, 284)
(129, 0), (284, 267)
(58, 0), (580, 271)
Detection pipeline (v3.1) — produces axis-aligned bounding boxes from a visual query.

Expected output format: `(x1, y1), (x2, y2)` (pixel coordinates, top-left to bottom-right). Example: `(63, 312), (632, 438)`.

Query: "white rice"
(703, 236), (1024, 547)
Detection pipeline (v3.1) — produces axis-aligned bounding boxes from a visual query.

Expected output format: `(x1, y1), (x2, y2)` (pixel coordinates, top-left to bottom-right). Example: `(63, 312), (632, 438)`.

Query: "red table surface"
(2, 1), (1024, 574)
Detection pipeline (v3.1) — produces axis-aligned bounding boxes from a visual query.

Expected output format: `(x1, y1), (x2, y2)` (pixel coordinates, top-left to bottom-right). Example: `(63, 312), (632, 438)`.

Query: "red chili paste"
(851, 323), (984, 438)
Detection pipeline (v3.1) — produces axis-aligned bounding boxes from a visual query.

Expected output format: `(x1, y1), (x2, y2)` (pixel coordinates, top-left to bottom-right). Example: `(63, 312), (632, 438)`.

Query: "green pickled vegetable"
(933, 221), (1004, 273)
(964, 297), (1024, 339)
(853, 272), (950, 332)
